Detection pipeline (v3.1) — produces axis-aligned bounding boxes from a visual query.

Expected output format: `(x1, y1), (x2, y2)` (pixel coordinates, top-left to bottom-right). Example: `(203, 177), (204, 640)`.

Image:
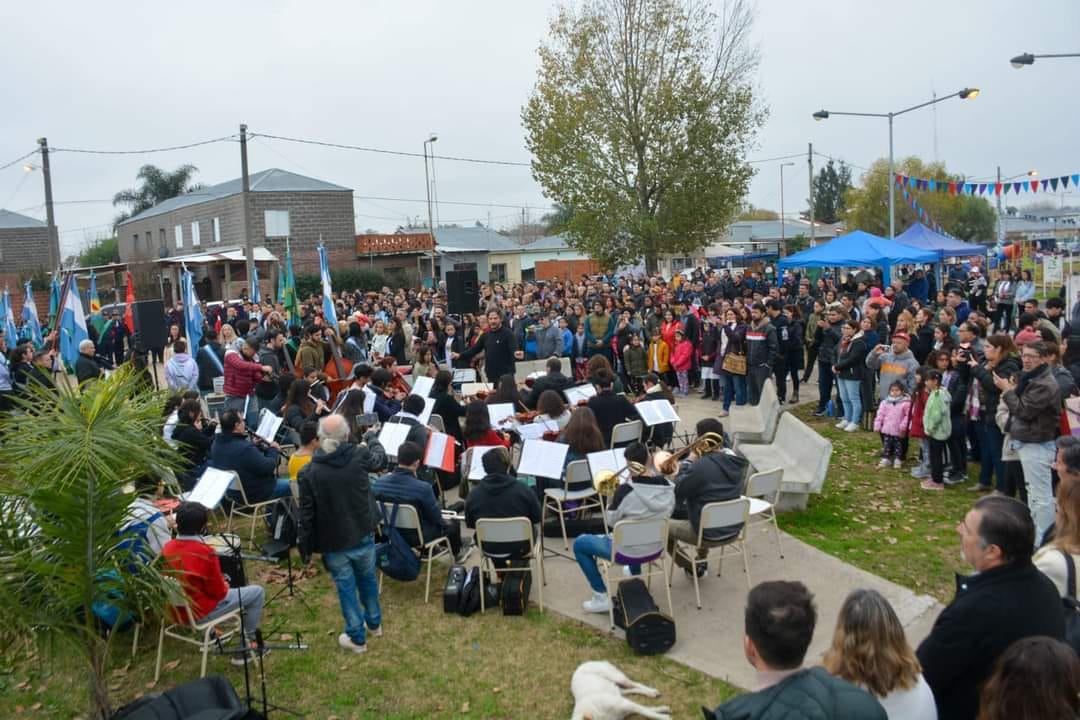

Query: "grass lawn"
(0, 553), (738, 719)
(783, 404), (973, 603)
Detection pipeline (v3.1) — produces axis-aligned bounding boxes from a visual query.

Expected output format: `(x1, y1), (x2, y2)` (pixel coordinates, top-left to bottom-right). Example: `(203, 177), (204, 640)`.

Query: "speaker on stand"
(446, 270), (479, 316)
(130, 299), (168, 390)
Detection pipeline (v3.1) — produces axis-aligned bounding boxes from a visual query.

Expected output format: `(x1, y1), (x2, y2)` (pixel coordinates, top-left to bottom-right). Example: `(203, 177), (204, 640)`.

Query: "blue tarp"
(894, 223), (985, 259)
(777, 230), (939, 284)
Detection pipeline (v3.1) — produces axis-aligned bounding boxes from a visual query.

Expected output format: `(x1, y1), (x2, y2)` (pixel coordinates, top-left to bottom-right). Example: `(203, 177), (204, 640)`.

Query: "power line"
(50, 135), (238, 156)
(0, 148), (39, 172)
(252, 131), (533, 168)
(354, 194), (556, 211)
(746, 152), (806, 165)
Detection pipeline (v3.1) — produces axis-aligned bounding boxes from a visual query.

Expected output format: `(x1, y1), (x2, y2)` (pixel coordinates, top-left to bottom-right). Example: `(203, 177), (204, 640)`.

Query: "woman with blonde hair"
(1034, 448), (1080, 595)
(822, 588), (936, 719)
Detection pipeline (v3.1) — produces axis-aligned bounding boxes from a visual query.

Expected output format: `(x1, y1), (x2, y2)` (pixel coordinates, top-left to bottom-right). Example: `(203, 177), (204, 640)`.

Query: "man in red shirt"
(224, 337), (273, 426)
(162, 502), (267, 664)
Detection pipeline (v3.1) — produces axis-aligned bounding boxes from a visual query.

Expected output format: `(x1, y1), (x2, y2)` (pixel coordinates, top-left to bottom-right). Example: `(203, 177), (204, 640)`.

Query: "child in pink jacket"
(670, 329), (693, 396)
(873, 380), (912, 469)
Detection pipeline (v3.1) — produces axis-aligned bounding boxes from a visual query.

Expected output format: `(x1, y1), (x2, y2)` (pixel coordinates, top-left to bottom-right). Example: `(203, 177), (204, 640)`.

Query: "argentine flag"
(58, 275), (89, 371)
(181, 267), (204, 353)
(250, 265), (261, 305)
(3, 289), (18, 345)
(318, 244), (338, 328)
(21, 281), (43, 348)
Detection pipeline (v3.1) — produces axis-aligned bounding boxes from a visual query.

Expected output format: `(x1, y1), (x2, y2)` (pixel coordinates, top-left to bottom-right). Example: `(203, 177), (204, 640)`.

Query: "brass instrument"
(593, 461), (647, 496)
(652, 431), (724, 477)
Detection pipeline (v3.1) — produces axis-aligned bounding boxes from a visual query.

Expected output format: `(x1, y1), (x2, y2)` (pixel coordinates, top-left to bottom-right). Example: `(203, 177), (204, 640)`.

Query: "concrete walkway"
(531, 387), (943, 690)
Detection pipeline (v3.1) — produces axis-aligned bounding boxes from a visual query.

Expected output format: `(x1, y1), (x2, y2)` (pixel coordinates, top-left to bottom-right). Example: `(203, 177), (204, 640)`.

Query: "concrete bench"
(729, 379), (781, 449)
(737, 412), (832, 511)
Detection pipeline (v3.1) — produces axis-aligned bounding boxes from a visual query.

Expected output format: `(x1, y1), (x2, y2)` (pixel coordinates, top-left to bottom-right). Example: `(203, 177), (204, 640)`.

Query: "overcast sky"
(2, 0), (1078, 258)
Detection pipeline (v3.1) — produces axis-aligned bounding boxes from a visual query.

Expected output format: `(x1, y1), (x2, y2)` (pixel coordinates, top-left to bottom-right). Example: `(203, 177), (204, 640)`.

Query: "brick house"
(116, 168), (355, 300)
(0, 210), (52, 315)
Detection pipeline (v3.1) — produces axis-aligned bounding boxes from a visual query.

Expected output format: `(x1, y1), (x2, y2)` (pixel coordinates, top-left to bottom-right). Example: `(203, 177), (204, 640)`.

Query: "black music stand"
(260, 498), (317, 617)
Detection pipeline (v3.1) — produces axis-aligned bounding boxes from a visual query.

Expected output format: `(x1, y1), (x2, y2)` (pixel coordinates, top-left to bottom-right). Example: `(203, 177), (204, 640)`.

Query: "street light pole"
(37, 138), (59, 270)
(812, 88), (979, 239)
(779, 162), (794, 256)
(1010, 52), (1080, 68)
(423, 134), (438, 285)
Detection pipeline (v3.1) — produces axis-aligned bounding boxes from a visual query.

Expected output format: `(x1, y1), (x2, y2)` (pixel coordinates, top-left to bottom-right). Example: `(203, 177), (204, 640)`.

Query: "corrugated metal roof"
(434, 226), (521, 252)
(728, 219), (841, 242)
(0, 209), (46, 229)
(118, 168), (351, 226)
(520, 234), (572, 251)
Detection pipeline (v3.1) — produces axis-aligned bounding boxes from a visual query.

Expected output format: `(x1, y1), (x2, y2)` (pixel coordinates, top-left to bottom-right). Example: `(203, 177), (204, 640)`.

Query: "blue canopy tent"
(894, 223), (985, 259)
(777, 230), (939, 284)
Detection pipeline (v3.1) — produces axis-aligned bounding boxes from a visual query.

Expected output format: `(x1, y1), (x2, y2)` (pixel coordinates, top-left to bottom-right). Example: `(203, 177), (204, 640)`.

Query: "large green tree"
(79, 237), (119, 267)
(112, 164), (203, 229)
(845, 157), (996, 242)
(809, 159), (852, 224)
(522, 0), (765, 272)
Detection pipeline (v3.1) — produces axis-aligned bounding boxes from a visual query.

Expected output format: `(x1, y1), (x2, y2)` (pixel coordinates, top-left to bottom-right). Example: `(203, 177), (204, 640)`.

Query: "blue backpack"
(375, 503), (421, 582)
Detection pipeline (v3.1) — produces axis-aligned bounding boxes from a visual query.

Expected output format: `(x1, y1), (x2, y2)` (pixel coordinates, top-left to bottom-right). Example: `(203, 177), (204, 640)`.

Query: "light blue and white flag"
(3, 289), (18, 345)
(318, 244), (338, 328)
(181, 266), (204, 354)
(250, 265), (261, 305)
(58, 275), (89, 371)
(21, 281), (43, 348)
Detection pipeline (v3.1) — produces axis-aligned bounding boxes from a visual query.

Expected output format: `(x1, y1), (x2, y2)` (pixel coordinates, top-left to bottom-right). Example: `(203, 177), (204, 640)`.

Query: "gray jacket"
(605, 476), (675, 557)
(534, 323), (563, 358)
(865, 348), (919, 401)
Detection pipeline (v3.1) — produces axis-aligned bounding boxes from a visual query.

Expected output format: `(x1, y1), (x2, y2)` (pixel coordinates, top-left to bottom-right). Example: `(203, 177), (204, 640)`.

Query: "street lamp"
(812, 87), (979, 239)
(423, 134), (438, 284)
(1011, 52), (1080, 68)
(779, 162), (795, 256)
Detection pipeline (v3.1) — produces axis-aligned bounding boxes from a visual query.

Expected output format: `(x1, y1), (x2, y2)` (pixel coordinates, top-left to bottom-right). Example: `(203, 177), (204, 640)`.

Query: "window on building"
(175, 224), (183, 249)
(191, 221), (201, 247)
(453, 262), (477, 272)
(133, 234), (140, 254)
(145, 232), (153, 252)
(490, 263), (507, 282)
(212, 217), (221, 244)
(670, 257), (694, 273)
(264, 210), (290, 238)
(159, 228), (166, 247)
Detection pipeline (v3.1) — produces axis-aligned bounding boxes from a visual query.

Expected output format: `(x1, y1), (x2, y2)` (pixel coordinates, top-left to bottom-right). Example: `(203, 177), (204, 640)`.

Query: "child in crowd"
(670, 328), (693, 396)
(647, 327), (672, 389)
(873, 381), (911, 469)
(921, 369), (952, 491)
(908, 369), (930, 479)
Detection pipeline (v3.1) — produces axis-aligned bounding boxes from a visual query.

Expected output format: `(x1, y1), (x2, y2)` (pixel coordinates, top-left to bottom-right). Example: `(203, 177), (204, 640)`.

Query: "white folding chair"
(668, 498), (751, 609)
(602, 517), (673, 630)
(541, 459), (604, 555)
(154, 586), (243, 682)
(377, 501), (453, 603)
(474, 517), (544, 613)
(743, 468), (784, 559)
(225, 472), (282, 548)
(428, 414), (446, 433)
(610, 420), (644, 449)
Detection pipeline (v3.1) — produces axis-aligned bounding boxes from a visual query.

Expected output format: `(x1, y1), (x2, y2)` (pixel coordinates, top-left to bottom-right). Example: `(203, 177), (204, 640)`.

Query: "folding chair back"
(610, 420), (644, 448)
(428, 414), (445, 433)
(564, 459), (592, 493)
(745, 468), (783, 501)
(476, 517), (533, 552)
(611, 516), (666, 565)
(378, 501), (426, 545)
(698, 499), (750, 544)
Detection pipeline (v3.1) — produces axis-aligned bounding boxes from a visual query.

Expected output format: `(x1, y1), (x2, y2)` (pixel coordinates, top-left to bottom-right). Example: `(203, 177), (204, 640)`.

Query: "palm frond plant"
(0, 367), (182, 719)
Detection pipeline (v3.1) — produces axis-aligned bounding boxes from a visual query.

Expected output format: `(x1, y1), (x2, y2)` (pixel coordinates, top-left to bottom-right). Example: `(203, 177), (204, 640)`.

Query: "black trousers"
(802, 346), (818, 382)
(772, 358), (788, 401)
(929, 438), (948, 484)
(748, 365), (771, 406)
(947, 415), (967, 477)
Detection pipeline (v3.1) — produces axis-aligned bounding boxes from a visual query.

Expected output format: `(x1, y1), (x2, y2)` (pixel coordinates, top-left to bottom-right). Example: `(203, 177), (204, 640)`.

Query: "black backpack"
(1059, 550), (1080, 655)
(499, 559), (532, 616)
(375, 503), (421, 582)
(457, 566), (498, 617)
(612, 578), (676, 655)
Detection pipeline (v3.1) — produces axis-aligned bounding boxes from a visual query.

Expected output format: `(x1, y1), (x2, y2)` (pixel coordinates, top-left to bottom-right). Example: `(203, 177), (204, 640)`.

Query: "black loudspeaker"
(446, 270), (479, 315)
(131, 299), (167, 350)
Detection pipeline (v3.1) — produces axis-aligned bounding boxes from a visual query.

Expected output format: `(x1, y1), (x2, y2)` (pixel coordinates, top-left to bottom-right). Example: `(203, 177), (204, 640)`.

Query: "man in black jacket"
(465, 447), (541, 561)
(917, 495), (1065, 720)
(297, 414), (387, 654)
(745, 304), (778, 406)
(813, 305), (843, 416)
(209, 410), (287, 504)
(586, 369), (640, 447)
(765, 299), (790, 403)
(523, 356), (571, 409)
(454, 310), (523, 383)
(667, 418), (746, 579)
(195, 328), (225, 394)
(75, 339), (109, 385)
(704, 581), (885, 719)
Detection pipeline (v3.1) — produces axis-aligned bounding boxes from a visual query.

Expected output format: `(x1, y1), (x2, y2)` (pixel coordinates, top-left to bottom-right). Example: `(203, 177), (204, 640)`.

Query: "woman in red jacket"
(462, 399), (512, 449)
(660, 309), (683, 350)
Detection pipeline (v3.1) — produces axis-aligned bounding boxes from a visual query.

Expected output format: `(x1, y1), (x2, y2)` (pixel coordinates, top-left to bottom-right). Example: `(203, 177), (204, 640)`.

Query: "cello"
(320, 328), (354, 406)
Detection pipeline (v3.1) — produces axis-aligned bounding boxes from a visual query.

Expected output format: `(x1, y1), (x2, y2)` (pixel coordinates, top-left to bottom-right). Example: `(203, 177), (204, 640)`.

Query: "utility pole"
(37, 138), (59, 270)
(808, 143), (816, 248)
(779, 162), (794, 256)
(240, 124), (254, 301)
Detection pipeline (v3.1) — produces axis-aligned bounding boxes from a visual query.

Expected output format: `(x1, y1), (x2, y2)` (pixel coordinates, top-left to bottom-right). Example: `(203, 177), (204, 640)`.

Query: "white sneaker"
(338, 633), (368, 654)
(876, 458), (889, 468)
(893, 459), (903, 470)
(843, 422), (859, 432)
(582, 592), (612, 613)
(367, 625), (383, 638)
(835, 420), (847, 429)
(622, 565), (633, 577)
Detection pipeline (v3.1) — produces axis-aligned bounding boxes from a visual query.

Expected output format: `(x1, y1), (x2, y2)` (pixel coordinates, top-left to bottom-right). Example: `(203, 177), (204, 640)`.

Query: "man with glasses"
(996, 341), (1062, 544)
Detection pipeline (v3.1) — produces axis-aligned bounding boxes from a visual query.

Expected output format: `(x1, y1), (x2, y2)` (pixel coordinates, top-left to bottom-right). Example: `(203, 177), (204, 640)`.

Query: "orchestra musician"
(666, 418), (747, 580)
(485, 373), (528, 413)
(430, 370), (466, 444)
(385, 394), (432, 458)
(636, 373), (676, 449)
(367, 368), (404, 422)
(222, 337), (274, 427)
(523, 357), (571, 410)
(296, 325), (326, 373)
(452, 310), (524, 384)
(586, 368), (640, 447)
(209, 409), (289, 504)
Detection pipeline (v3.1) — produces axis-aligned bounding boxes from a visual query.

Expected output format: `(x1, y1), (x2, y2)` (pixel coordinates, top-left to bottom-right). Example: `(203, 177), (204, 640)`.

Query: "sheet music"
(460, 382), (492, 396)
(377, 422), (411, 458)
(564, 384), (597, 405)
(363, 387), (376, 414)
(467, 445), (498, 480)
(453, 368), (477, 383)
(411, 375), (434, 398)
(486, 403), (517, 430)
(417, 397), (436, 425)
(184, 468), (236, 510)
(254, 411), (283, 443)
(517, 439), (569, 479)
(636, 399), (680, 426)
(515, 422), (549, 441)
(587, 448), (628, 480)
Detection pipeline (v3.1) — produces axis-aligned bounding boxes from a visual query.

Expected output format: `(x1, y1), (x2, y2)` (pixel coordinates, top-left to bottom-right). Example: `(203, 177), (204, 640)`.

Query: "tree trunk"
(88, 636), (112, 719)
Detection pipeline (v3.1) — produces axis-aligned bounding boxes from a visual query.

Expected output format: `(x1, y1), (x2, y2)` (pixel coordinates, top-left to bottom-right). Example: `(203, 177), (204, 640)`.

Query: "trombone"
(651, 431), (725, 478)
(592, 460), (648, 496)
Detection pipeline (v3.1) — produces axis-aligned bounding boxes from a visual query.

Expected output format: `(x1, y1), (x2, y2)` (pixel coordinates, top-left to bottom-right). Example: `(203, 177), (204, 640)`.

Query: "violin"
(514, 410), (541, 423)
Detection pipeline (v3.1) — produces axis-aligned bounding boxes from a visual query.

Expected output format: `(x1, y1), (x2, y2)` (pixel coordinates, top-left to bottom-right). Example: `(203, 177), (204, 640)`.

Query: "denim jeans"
(817, 362), (835, 412)
(837, 379), (862, 425)
(721, 372), (747, 411)
(573, 534), (639, 593)
(974, 420), (1005, 490)
(1013, 440), (1056, 545)
(203, 586), (265, 642)
(323, 535), (381, 645)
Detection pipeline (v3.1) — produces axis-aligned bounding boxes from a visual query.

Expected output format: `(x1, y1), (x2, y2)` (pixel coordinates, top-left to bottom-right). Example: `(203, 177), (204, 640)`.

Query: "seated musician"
(373, 441), (468, 563)
(533, 390), (571, 432)
(572, 442), (674, 614)
(524, 357), (571, 410)
(667, 418), (747, 580)
(367, 368), (403, 422)
(283, 379), (330, 439)
(637, 373), (676, 449)
(462, 400), (512, 450)
(172, 398), (216, 490)
(464, 447), (541, 564)
(430, 370), (466, 444)
(288, 420), (320, 482)
(386, 393), (431, 457)
(485, 373), (528, 412)
(162, 502), (268, 664)
(586, 368), (640, 447)
(559, 406), (606, 471)
(210, 409), (289, 504)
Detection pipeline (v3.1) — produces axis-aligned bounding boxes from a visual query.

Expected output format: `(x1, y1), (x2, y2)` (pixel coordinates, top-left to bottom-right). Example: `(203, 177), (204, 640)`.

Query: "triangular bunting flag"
(1063, 176), (1071, 190)
(895, 174), (904, 186)
(1022, 181), (1030, 192)
(964, 183), (972, 195)
(1013, 182), (1022, 194)
(909, 177), (917, 188)
(1042, 179), (1049, 191)
(978, 183), (987, 194)
(1031, 181), (1038, 193)
(929, 179), (937, 191)
(948, 182), (957, 194)
(1003, 183), (1011, 195)
(1051, 178), (1060, 192)
(1072, 174), (1079, 187)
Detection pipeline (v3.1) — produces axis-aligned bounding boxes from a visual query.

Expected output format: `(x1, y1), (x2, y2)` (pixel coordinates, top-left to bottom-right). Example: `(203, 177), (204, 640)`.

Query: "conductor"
(453, 310), (523, 384)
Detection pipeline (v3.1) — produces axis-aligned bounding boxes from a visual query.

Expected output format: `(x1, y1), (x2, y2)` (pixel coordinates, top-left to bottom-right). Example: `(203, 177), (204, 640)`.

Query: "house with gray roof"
(0, 209), (51, 280)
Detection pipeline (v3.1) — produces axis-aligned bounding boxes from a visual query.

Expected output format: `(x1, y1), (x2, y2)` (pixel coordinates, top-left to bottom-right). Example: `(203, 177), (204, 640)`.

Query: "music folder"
(635, 399), (680, 426)
(184, 468), (236, 510)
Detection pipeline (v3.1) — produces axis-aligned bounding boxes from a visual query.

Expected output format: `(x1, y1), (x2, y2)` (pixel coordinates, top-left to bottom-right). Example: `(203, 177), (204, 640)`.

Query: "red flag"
(123, 271), (136, 334)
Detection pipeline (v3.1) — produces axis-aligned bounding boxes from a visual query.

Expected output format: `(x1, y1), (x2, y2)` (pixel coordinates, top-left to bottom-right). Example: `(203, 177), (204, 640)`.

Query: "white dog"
(570, 661), (672, 720)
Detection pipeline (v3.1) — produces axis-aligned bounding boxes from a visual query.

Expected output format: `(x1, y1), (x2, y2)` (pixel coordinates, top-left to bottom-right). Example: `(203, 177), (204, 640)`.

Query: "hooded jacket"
(165, 352), (199, 391)
(464, 471), (542, 557)
(865, 347), (919, 400)
(1003, 362), (1062, 443)
(673, 449), (747, 542)
(297, 441), (385, 556)
(873, 394), (911, 437)
(704, 667), (886, 720)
